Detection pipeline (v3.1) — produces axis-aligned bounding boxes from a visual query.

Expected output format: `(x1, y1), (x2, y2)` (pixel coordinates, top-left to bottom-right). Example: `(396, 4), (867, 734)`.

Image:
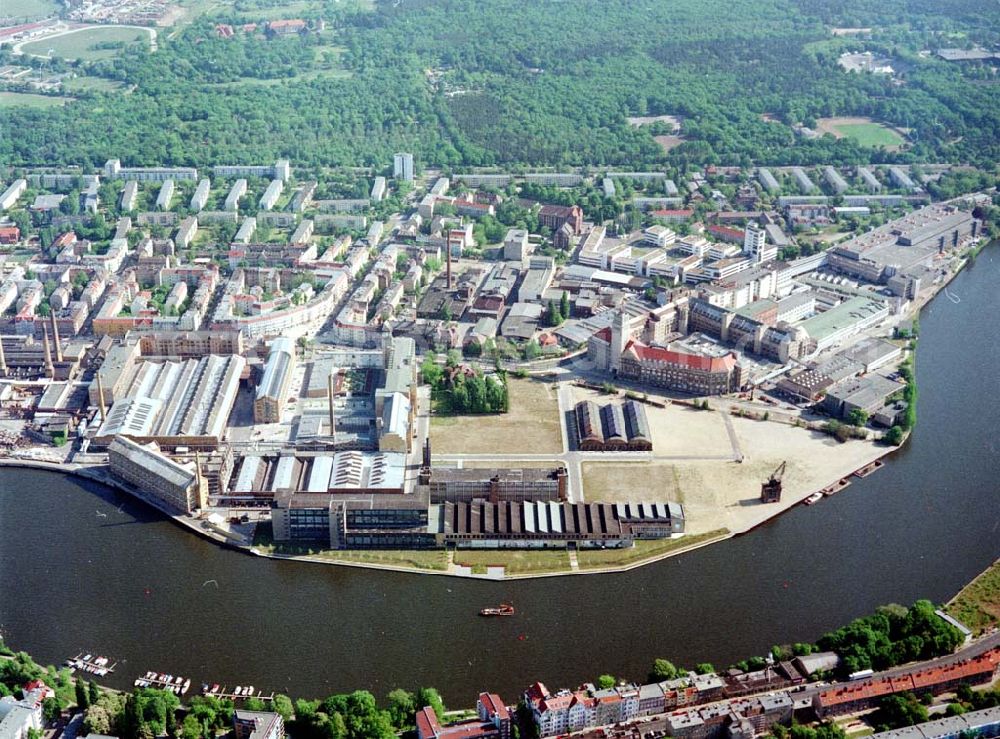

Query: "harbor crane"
(760, 461), (786, 503)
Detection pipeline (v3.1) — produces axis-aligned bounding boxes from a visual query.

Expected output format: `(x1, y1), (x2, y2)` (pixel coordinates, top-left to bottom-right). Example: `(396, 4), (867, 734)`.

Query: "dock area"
(202, 684), (274, 701)
(66, 654), (116, 676)
(134, 672), (192, 695)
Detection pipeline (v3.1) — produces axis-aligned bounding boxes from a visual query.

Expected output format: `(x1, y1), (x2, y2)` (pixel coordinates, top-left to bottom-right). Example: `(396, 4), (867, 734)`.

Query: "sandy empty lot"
(430, 378), (563, 454)
(581, 409), (889, 536)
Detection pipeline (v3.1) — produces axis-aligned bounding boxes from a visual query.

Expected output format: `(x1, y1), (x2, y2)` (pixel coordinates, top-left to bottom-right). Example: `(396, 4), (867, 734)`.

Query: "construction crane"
(760, 461), (786, 503)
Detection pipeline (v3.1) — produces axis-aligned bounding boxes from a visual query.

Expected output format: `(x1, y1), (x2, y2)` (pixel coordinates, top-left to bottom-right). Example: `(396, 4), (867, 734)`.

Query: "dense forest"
(1, 0), (998, 169)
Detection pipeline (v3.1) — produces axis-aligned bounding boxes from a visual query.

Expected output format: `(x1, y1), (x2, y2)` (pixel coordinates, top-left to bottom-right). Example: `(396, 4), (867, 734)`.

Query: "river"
(1, 246), (999, 707)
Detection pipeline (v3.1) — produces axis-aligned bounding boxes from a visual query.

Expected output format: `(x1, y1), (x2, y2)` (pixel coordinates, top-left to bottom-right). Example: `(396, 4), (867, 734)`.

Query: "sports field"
(817, 117), (905, 149)
(21, 26), (151, 61)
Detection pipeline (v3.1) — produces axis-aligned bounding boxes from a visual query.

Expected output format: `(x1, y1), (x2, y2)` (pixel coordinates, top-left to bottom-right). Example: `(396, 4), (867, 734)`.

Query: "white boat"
(803, 493), (823, 505)
(246, 687), (254, 697)
(182, 679), (191, 694)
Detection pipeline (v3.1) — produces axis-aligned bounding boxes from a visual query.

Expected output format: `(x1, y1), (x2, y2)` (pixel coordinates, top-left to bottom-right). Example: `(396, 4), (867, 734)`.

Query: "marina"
(202, 684), (275, 701)
(66, 654), (116, 676)
(133, 672), (192, 695)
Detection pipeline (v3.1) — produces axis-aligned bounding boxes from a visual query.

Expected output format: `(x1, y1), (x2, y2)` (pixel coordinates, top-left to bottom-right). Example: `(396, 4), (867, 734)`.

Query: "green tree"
(648, 659), (680, 682)
(75, 677), (91, 710)
(847, 408), (869, 427)
(415, 688), (445, 721)
(181, 714), (202, 739)
(272, 695), (294, 723)
(883, 426), (904, 445)
(560, 291), (570, 320)
(596, 675), (616, 690)
(695, 663), (715, 675)
(874, 693), (929, 731)
(386, 689), (415, 729)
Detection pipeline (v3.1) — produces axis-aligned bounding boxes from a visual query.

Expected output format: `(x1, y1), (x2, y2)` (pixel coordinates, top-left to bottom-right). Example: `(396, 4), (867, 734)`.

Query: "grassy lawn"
(832, 122), (904, 148)
(582, 461), (681, 503)
(453, 548), (572, 575)
(21, 27), (151, 61)
(61, 76), (127, 93)
(0, 91), (70, 108)
(946, 558), (1000, 635)
(576, 529), (729, 569)
(430, 378), (563, 454)
(2, 0), (59, 20)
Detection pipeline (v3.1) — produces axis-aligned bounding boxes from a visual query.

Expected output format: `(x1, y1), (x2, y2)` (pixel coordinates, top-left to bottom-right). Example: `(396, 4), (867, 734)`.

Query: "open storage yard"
(430, 378), (563, 455)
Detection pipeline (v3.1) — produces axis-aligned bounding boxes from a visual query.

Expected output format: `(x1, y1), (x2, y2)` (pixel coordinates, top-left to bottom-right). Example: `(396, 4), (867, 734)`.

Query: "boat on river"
(479, 603), (515, 617)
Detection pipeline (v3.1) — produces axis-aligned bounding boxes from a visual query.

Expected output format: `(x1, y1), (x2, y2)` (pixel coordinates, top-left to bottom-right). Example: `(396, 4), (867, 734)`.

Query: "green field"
(946, 558), (1000, 635)
(2, 0), (59, 21)
(62, 76), (128, 93)
(833, 123), (905, 148)
(21, 27), (151, 61)
(576, 529), (729, 569)
(0, 91), (70, 108)
(453, 548), (572, 575)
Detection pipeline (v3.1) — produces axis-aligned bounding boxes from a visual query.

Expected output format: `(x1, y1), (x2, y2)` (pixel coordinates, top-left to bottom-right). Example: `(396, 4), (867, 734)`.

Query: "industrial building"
(254, 337), (296, 424)
(94, 354), (245, 448)
(425, 467), (568, 503)
(574, 400), (652, 451)
(108, 436), (205, 513)
(431, 500), (684, 548)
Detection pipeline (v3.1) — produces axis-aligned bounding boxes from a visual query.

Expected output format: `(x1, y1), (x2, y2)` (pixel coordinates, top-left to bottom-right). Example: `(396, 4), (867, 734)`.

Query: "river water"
(1, 246), (999, 707)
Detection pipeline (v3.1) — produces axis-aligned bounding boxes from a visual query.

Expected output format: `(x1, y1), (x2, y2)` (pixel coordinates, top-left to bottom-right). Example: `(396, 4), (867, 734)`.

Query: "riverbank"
(0, 448), (890, 581)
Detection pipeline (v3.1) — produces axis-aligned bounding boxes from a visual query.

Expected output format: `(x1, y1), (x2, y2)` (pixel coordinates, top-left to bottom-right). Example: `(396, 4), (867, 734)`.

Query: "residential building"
(0, 179), (27, 210)
(394, 153), (414, 181)
(233, 712), (285, 739)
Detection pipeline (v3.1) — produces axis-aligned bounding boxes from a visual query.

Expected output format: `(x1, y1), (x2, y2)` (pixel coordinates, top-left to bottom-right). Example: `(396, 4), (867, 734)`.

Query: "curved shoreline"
(2, 243), (981, 580)
(0, 446), (899, 580)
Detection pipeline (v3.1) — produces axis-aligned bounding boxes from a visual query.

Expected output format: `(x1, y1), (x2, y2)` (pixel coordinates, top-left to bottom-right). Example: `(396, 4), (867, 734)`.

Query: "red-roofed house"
(813, 648), (1000, 718)
(538, 204), (583, 235)
(416, 694), (511, 739)
(706, 224), (745, 244)
(620, 340), (741, 395)
(267, 18), (306, 35)
(0, 226), (19, 244)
